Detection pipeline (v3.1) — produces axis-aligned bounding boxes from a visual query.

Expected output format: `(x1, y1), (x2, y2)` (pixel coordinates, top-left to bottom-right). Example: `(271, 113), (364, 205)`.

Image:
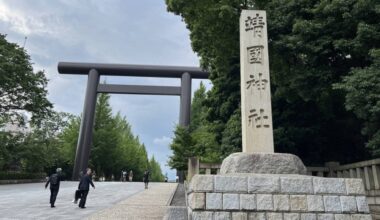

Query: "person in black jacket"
(45, 168), (62, 208)
(78, 168), (95, 208)
(72, 171), (84, 204)
(143, 170), (150, 189)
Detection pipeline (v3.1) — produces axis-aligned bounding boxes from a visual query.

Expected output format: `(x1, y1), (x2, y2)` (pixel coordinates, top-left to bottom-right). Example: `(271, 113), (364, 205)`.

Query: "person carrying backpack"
(45, 168), (62, 208)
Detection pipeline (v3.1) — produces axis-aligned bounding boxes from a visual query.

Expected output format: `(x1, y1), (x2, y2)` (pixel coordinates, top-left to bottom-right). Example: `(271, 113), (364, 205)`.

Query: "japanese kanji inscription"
(240, 10), (274, 153)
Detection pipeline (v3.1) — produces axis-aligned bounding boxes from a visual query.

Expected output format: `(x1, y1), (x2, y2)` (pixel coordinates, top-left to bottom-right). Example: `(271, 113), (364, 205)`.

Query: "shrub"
(0, 171), (46, 180)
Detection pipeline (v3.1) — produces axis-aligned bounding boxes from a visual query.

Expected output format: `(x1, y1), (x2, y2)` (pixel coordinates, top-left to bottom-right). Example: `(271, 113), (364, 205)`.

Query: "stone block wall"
(187, 174), (372, 220)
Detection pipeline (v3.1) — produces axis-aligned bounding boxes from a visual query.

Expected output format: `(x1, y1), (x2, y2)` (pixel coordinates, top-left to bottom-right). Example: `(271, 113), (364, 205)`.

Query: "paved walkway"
(88, 183), (177, 220)
(0, 181), (176, 220)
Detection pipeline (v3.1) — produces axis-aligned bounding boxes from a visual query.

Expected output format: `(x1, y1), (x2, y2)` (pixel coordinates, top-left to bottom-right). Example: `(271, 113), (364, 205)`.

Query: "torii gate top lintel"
(58, 62), (209, 79)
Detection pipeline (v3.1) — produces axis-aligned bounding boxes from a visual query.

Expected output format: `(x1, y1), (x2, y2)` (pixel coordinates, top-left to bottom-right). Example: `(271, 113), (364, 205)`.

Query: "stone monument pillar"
(240, 10), (274, 153)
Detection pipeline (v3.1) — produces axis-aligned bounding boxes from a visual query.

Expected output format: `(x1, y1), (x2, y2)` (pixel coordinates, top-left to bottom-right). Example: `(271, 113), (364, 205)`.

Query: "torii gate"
(57, 62), (209, 180)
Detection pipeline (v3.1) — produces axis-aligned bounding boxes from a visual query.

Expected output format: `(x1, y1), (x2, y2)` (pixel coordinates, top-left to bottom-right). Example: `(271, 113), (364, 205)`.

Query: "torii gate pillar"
(72, 69), (99, 179)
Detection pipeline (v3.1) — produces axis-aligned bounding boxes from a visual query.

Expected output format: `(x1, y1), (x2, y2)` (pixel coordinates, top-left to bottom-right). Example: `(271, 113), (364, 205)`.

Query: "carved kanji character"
(248, 108), (270, 128)
(247, 46), (263, 64)
(245, 13), (265, 38)
(246, 74), (255, 89)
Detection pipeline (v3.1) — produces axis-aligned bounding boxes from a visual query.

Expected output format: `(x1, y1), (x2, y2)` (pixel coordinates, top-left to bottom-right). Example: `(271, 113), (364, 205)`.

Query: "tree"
(166, 0), (379, 165)
(59, 116), (81, 171)
(190, 83), (222, 162)
(127, 142), (150, 181)
(0, 111), (73, 176)
(220, 109), (241, 158)
(0, 34), (52, 125)
(262, 0), (378, 163)
(149, 156), (164, 182)
(91, 93), (121, 179)
(26, 111), (73, 174)
(59, 93), (151, 180)
(190, 82), (208, 131)
(0, 132), (24, 171)
(334, 49), (380, 155)
(166, 0), (242, 148)
(169, 83), (222, 169)
(168, 126), (195, 170)
(191, 125), (221, 163)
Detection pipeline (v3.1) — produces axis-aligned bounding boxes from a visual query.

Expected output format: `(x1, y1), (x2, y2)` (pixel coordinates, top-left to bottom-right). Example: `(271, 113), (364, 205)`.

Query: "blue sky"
(0, 0), (211, 180)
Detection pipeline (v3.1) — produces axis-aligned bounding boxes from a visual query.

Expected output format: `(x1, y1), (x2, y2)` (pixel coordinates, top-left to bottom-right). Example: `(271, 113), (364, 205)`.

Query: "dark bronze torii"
(57, 62), (209, 180)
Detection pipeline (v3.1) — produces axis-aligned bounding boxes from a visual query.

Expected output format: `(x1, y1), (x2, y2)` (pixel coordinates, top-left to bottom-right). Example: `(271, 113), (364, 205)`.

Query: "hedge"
(0, 172), (46, 180)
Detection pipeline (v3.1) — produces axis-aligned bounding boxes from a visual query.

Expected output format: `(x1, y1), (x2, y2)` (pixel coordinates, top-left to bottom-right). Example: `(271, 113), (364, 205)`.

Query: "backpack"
(50, 174), (59, 185)
(143, 172), (149, 181)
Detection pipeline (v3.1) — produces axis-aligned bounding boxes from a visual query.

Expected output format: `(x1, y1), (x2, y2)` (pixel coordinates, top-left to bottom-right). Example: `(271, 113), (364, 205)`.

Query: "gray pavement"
(88, 183), (177, 220)
(0, 181), (146, 220)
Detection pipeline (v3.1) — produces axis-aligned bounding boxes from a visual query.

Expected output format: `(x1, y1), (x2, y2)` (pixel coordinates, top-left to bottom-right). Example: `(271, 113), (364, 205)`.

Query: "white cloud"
(0, 0), (68, 37)
(153, 136), (173, 147)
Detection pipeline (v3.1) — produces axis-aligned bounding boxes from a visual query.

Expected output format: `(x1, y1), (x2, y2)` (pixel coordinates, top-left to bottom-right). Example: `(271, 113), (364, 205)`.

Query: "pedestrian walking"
(78, 168), (95, 209)
(72, 171), (84, 204)
(45, 168), (62, 208)
(129, 170), (133, 182)
(122, 170), (127, 182)
(143, 170), (150, 189)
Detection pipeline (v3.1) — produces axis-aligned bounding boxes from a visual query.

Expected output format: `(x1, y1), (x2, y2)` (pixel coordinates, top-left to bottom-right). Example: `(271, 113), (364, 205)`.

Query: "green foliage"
(168, 125), (194, 170)
(190, 83), (222, 162)
(91, 93), (120, 178)
(190, 82), (208, 131)
(220, 109), (241, 157)
(0, 34), (63, 175)
(168, 83), (222, 170)
(264, 0), (378, 163)
(59, 116), (81, 170)
(0, 34), (52, 125)
(59, 93), (153, 181)
(334, 49), (380, 155)
(0, 112), (72, 174)
(0, 132), (25, 171)
(191, 125), (221, 163)
(149, 156), (164, 182)
(166, 0), (379, 165)
(30, 112), (73, 173)
(166, 0), (242, 147)
(0, 171), (46, 180)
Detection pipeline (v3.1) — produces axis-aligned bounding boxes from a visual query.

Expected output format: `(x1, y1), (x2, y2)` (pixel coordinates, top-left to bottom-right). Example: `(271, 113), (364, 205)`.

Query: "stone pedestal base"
(187, 174), (371, 220)
(220, 153), (307, 175)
